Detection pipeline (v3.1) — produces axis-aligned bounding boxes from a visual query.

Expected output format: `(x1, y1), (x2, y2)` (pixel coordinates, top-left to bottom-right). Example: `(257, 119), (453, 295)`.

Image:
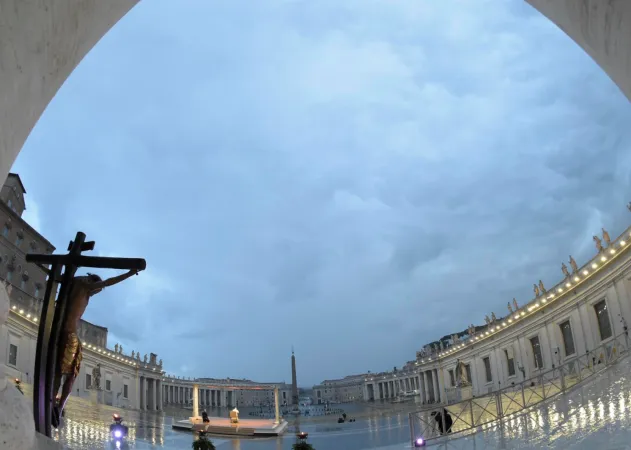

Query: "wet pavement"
(51, 355), (631, 449)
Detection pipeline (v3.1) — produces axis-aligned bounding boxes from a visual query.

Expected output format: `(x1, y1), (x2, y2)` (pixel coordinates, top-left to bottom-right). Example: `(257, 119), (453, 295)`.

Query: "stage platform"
(172, 416), (289, 437)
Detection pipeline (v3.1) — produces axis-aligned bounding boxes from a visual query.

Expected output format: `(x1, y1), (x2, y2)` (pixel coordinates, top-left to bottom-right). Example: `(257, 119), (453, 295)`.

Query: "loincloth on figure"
(60, 332), (83, 377)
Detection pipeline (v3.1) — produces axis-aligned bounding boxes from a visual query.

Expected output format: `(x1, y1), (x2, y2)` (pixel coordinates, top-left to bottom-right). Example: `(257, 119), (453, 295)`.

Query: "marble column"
(148, 379), (156, 410)
(432, 370), (439, 403)
(139, 377), (145, 410)
(193, 384), (199, 418)
(422, 372), (429, 402)
(156, 379), (162, 411)
(274, 388), (280, 424)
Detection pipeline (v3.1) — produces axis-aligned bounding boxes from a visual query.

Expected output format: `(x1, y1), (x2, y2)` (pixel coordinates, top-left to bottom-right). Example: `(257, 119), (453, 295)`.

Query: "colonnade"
(138, 375), (162, 411)
(365, 371), (443, 404)
(161, 384), (234, 408)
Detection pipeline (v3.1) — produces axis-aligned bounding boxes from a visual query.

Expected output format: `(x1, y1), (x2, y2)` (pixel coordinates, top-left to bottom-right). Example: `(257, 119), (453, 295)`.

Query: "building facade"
(313, 374), (367, 404)
(363, 222), (631, 406)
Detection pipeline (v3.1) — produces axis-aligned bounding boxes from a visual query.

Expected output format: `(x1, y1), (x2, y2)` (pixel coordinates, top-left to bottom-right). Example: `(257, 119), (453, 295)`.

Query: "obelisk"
(291, 348), (299, 406)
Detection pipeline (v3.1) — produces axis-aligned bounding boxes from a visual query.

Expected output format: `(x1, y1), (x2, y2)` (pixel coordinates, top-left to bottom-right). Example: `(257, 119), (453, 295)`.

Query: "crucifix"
(26, 231), (146, 437)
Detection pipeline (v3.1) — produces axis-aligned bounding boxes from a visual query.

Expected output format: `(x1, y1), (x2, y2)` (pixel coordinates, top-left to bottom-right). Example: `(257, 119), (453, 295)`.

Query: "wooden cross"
(26, 231), (146, 437)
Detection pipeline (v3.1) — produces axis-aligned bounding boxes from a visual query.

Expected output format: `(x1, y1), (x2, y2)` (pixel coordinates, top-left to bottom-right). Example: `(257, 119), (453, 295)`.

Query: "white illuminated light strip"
(430, 234), (631, 361)
(9, 306), (144, 367)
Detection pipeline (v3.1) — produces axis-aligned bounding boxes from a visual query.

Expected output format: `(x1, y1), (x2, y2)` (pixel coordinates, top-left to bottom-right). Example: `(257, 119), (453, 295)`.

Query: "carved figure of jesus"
(52, 269), (139, 424)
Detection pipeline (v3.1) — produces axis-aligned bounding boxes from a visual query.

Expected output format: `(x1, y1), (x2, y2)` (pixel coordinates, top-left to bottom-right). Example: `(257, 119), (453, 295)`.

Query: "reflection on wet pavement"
(53, 355), (631, 449)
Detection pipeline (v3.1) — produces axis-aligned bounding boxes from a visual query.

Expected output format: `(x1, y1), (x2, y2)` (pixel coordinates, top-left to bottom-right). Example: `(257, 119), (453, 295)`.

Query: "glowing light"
(610, 249), (615, 255)
(542, 299), (547, 303)
(565, 282), (571, 288)
(592, 263), (598, 269)
(485, 331), (489, 335)
(557, 288), (563, 293)
(26, 313), (31, 318)
(621, 240), (627, 246)
(508, 319), (513, 323)
(520, 312), (525, 316)
(514, 314), (520, 320)
(33, 318), (38, 322)
(502, 322), (506, 327)
(583, 270), (589, 276)
(601, 256), (607, 262)
(18, 309), (23, 314)
(535, 303), (540, 308)
(11, 305), (16, 310)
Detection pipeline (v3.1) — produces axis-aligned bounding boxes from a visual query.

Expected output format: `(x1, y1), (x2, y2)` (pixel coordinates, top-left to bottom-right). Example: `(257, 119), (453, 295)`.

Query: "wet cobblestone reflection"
(53, 356), (631, 449)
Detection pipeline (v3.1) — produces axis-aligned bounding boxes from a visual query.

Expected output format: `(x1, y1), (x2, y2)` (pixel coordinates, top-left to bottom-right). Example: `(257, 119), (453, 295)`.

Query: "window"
(105, 379), (111, 391)
(34, 287), (40, 298)
(504, 349), (516, 377)
(483, 357), (492, 383)
(14, 236), (22, 247)
(123, 384), (129, 398)
(19, 279), (25, 290)
(1, 226), (8, 237)
(594, 300), (613, 341)
(448, 369), (455, 387)
(560, 320), (576, 356)
(530, 336), (544, 369)
(6, 271), (12, 282)
(86, 373), (92, 389)
(465, 364), (472, 384)
(8, 343), (17, 366)
(7, 199), (12, 209)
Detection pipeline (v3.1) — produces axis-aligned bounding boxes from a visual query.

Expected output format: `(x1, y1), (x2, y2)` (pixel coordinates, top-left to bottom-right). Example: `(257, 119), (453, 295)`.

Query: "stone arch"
(0, 0), (629, 185)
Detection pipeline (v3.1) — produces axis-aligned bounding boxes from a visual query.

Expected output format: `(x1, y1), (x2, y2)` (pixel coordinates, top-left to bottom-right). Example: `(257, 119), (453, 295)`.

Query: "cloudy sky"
(12, 0), (631, 386)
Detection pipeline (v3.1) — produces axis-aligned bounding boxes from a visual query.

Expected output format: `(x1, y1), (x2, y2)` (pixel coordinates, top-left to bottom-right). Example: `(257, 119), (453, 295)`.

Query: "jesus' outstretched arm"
(90, 269), (139, 291)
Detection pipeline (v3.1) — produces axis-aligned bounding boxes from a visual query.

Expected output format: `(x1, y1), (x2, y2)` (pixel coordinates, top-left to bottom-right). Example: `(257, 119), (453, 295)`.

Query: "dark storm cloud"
(13, 0), (631, 384)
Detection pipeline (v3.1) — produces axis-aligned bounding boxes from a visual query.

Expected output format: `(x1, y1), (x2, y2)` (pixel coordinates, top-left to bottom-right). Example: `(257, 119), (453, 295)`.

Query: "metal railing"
(408, 330), (629, 445)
